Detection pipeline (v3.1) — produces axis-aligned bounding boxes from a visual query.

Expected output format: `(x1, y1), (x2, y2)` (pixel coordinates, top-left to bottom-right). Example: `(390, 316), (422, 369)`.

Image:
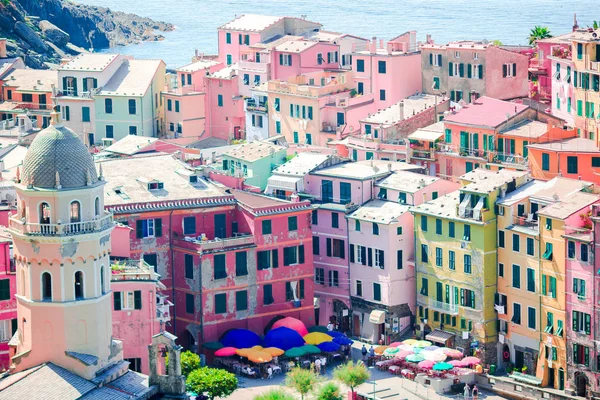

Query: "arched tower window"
(74, 271), (84, 300)
(41, 272), (52, 301)
(100, 266), (105, 294)
(39, 202), (51, 224)
(70, 201), (81, 223)
(95, 197), (100, 217)
(20, 269), (25, 296)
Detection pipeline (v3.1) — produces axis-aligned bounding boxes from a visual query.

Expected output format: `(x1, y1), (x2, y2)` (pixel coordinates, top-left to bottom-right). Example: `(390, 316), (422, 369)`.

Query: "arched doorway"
(423, 324), (432, 340)
(332, 299), (349, 334)
(575, 372), (587, 397)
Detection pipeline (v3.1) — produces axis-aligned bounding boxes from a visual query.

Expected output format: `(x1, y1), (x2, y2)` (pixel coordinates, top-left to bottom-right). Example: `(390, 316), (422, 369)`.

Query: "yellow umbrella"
(374, 345), (389, 355)
(251, 345), (264, 351)
(402, 339), (418, 346)
(414, 340), (432, 348)
(236, 348), (252, 357)
(303, 332), (333, 345)
(263, 347), (285, 357)
(246, 350), (273, 363)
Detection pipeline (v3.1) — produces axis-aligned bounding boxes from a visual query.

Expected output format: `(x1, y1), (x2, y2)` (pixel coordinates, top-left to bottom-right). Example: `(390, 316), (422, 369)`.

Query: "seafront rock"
(40, 20), (70, 47)
(14, 21), (49, 54)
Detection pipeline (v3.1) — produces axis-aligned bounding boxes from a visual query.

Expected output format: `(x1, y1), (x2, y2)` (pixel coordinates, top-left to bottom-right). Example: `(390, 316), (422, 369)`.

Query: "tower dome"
(22, 122), (97, 189)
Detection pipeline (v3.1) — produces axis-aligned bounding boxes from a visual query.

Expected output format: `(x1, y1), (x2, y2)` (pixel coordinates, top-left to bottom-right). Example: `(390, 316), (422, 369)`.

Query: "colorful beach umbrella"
(413, 347), (423, 354)
(399, 344), (415, 352)
(251, 345), (264, 351)
(272, 317), (309, 337)
(317, 341), (340, 352)
(433, 362), (454, 371)
(405, 354), (425, 363)
(374, 346), (388, 355)
(236, 348), (252, 357)
(423, 351), (447, 362)
(462, 356), (481, 366)
(414, 340), (432, 348)
(246, 350), (273, 363)
(424, 346), (440, 351)
(285, 347), (307, 358)
(418, 360), (436, 370)
(394, 350), (414, 360)
(389, 342), (403, 348)
(221, 329), (262, 349)
(402, 339), (418, 346)
(383, 347), (400, 356)
(263, 327), (305, 351)
(303, 345), (322, 354)
(263, 347), (284, 357)
(308, 326), (329, 334)
(448, 360), (466, 367)
(443, 349), (464, 359)
(333, 336), (353, 346)
(303, 332), (333, 345)
(327, 331), (344, 338)
(214, 347), (237, 357)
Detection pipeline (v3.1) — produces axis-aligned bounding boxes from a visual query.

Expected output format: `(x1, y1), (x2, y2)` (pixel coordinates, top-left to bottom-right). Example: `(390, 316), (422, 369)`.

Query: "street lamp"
(367, 366), (377, 400)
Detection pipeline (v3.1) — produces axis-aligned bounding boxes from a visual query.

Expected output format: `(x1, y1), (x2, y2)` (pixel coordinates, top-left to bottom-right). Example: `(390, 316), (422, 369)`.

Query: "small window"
(128, 99), (136, 115)
(331, 212), (339, 228)
(262, 220), (272, 235)
(288, 216), (298, 231)
(378, 61), (386, 74)
(186, 293), (195, 314)
(372, 223), (379, 235)
(215, 293), (226, 314)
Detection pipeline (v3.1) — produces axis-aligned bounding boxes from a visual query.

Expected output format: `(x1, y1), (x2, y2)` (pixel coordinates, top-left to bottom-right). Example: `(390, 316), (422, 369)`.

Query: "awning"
(369, 310), (386, 324)
(265, 175), (303, 194)
(313, 297), (320, 309)
(426, 329), (455, 344)
(408, 129), (444, 142)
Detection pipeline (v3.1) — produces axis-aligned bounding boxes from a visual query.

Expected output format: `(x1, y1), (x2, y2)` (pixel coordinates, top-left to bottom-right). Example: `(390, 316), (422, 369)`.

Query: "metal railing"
(417, 294), (459, 315)
(494, 153), (528, 166)
(513, 215), (539, 231)
(9, 212), (113, 236)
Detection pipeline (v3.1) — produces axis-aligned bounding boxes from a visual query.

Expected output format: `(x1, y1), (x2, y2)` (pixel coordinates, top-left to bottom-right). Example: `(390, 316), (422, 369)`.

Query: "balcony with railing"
(246, 98), (267, 113)
(492, 153), (528, 168)
(110, 259), (157, 281)
(435, 143), (489, 161)
(173, 232), (255, 253)
(417, 294), (459, 315)
(9, 212), (113, 236)
(238, 60), (269, 74)
(410, 148), (436, 161)
(511, 214), (539, 233)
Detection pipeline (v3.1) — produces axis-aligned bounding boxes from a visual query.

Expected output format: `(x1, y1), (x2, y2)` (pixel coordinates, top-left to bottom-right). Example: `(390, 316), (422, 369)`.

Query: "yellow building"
(412, 169), (529, 365)
(571, 28), (600, 142)
(495, 177), (594, 379)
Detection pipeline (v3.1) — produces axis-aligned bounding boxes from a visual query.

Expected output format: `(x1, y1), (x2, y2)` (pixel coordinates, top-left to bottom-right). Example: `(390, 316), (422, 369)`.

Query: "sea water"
(75, 0), (594, 68)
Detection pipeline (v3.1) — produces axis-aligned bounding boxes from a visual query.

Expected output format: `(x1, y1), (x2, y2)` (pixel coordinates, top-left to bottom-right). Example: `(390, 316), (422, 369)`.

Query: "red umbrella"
(395, 350), (414, 360)
(462, 356), (481, 366)
(448, 360), (466, 367)
(215, 347), (237, 357)
(389, 342), (403, 348)
(272, 317), (309, 337)
(443, 349), (464, 359)
(418, 360), (436, 370)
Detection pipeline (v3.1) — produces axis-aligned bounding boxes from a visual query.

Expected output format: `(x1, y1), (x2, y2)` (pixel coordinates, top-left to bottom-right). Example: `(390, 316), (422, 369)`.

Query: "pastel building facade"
(421, 41), (529, 102)
(0, 237), (15, 371)
(352, 32), (422, 110)
(245, 84), (269, 142)
(413, 169), (529, 365)
(531, 35), (573, 101)
(205, 64), (245, 141)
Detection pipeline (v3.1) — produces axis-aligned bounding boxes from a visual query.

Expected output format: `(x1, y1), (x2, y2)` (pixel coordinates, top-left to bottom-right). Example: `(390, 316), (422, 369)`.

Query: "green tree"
(180, 351), (200, 377)
(593, 21), (599, 29)
(254, 389), (295, 400)
(528, 26), (552, 45)
(285, 366), (321, 400)
(186, 367), (237, 400)
(317, 382), (344, 400)
(491, 40), (504, 46)
(333, 361), (370, 398)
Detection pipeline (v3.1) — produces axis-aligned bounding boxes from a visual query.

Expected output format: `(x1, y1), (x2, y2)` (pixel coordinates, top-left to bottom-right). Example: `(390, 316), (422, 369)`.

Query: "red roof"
(444, 97), (529, 129)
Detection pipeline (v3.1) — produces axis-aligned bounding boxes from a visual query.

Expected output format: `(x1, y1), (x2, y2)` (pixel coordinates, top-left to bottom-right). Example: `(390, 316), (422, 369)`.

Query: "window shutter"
(459, 63), (464, 77)
(340, 242), (345, 259)
(155, 218), (162, 237)
(114, 291), (122, 311)
(279, 54), (284, 65)
(134, 290), (142, 310)
(136, 220), (143, 239)
(11, 318), (17, 335)
(272, 249), (279, 268)
(470, 291), (475, 309)
(478, 65), (483, 79)
(83, 78), (88, 92)
(448, 62), (454, 77)
(380, 250), (384, 268)
(72, 78), (78, 96)
(299, 245), (305, 264)
(326, 238), (332, 257)
(467, 64), (472, 78)
(288, 55), (292, 66)
(62, 77), (67, 92)
(350, 244), (355, 263)
(429, 54), (433, 65)
(585, 313), (591, 334)
(328, 270), (333, 287)
(361, 246), (367, 265)
(573, 311), (578, 330)
(438, 54), (442, 66)
(93, 78), (98, 89)
(513, 63), (517, 76)
(368, 248), (373, 267)
(502, 64), (507, 77)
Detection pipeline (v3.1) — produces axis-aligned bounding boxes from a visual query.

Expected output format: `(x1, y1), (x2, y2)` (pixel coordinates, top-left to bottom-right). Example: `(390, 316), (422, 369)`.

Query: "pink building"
(217, 14), (322, 65)
(271, 40), (340, 81)
(531, 34), (573, 102)
(0, 235), (15, 372)
(352, 32), (422, 110)
(205, 64), (245, 141)
(111, 258), (172, 374)
(162, 59), (222, 139)
(347, 172), (459, 342)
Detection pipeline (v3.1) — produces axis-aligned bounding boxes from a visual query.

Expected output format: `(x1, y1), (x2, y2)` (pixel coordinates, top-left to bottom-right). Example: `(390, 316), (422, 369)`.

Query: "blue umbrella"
(263, 327), (305, 351)
(221, 329), (262, 349)
(318, 341), (341, 352)
(327, 331), (344, 338)
(333, 336), (353, 345)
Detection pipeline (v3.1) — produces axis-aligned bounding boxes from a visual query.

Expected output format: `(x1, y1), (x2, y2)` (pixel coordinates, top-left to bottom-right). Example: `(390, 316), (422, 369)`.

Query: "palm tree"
(529, 26), (552, 45)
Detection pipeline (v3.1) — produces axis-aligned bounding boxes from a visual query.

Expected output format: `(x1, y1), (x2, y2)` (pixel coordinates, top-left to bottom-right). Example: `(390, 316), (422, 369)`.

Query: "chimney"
(290, 193), (300, 203)
(0, 39), (6, 59)
(399, 101), (405, 120)
(211, 151), (216, 163)
(379, 39), (384, 49)
(370, 37), (377, 54)
(573, 13), (579, 32)
(426, 34), (432, 44)
(387, 163), (392, 172)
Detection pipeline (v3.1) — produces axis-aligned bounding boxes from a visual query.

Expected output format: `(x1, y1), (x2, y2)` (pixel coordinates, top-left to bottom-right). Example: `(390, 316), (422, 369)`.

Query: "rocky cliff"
(0, 0), (173, 68)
